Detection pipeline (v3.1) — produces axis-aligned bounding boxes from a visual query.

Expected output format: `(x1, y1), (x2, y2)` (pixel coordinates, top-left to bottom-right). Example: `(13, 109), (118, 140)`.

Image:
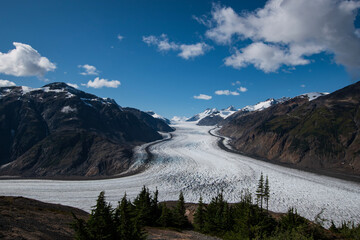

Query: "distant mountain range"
(220, 82), (360, 177)
(188, 94), (329, 126)
(0, 82), (173, 177)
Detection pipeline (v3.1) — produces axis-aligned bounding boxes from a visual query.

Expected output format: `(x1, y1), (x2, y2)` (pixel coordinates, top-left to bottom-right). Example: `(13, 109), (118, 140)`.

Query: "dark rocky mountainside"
(0, 82), (172, 177)
(220, 81), (360, 177)
(125, 108), (174, 132)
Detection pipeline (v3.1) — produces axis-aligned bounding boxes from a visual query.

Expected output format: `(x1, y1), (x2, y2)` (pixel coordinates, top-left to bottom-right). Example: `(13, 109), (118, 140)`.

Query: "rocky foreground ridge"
(0, 82), (173, 177)
(220, 81), (360, 177)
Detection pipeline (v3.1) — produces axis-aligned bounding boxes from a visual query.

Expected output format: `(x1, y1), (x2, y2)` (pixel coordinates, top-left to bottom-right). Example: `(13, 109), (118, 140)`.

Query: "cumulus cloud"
(117, 34), (124, 41)
(178, 43), (212, 59)
(82, 77), (121, 88)
(231, 80), (241, 86)
(78, 64), (99, 75)
(238, 86), (248, 92)
(204, 1), (360, 75)
(215, 90), (239, 96)
(0, 79), (16, 87)
(143, 34), (179, 51)
(194, 94), (212, 100)
(66, 83), (79, 89)
(0, 42), (56, 77)
(143, 34), (211, 59)
(301, 84), (306, 88)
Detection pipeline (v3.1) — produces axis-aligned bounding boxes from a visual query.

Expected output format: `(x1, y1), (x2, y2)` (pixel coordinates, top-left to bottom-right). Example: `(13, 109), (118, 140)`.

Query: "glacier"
(0, 122), (359, 227)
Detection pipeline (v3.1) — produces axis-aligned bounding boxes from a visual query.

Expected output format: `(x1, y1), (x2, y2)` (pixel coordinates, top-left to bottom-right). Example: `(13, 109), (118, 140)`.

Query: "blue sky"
(0, 0), (359, 118)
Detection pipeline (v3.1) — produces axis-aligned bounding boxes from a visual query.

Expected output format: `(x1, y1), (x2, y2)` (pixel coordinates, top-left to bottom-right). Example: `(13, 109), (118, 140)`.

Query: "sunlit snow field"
(0, 122), (359, 227)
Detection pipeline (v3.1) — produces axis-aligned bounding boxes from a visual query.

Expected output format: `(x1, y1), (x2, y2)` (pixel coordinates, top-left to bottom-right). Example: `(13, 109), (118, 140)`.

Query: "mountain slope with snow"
(220, 82), (360, 176)
(0, 82), (172, 177)
(146, 111), (171, 124)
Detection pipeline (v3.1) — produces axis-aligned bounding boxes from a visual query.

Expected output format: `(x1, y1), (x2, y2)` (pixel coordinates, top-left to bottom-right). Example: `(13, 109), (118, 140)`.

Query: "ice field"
(0, 122), (359, 226)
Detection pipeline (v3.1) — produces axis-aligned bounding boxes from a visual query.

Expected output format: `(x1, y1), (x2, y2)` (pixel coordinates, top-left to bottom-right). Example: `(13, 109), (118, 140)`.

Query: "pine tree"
(264, 175), (270, 211)
(174, 191), (188, 228)
(150, 187), (160, 222)
(256, 173), (265, 210)
(71, 212), (90, 240)
(86, 191), (115, 240)
(133, 186), (152, 226)
(194, 195), (206, 232)
(117, 194), (133, 239)
(158, 203), (172, 227)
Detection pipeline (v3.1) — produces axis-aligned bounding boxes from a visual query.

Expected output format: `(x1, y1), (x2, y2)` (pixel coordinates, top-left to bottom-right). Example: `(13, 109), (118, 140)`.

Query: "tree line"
(72, 174), (360, 240)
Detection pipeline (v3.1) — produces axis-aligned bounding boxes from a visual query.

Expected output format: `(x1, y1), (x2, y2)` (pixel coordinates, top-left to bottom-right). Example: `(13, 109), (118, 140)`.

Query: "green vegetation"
(72, 176), (360, 239)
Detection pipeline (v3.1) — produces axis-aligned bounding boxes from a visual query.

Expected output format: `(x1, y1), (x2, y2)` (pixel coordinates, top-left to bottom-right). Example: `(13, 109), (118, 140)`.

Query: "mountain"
(125, 108), (174, 132)
(171, 116), (188, 122)
(220, 82), (360, 177)
(146, 111), (171, 124)
(0, 82), (173, 177)
(186, 108), (220, 122)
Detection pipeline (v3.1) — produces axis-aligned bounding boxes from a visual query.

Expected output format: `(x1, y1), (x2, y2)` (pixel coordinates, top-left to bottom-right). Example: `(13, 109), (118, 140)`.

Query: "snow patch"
(301, 92), (329, 101)
(171, 116), (188, 122)
(61, 106), (77, 113)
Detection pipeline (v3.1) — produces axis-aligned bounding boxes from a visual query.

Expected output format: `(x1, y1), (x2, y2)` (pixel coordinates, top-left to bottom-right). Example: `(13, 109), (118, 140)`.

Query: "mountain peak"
(223, 105), (237, 111)
(43, 82), (73, 90)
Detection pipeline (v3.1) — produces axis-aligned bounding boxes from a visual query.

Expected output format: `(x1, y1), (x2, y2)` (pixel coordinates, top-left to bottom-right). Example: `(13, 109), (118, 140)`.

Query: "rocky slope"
(146, 110), (171, 124)
(0, 82), (172, 177)
(220, 81), (360, 177)
(125, 108), (174, 132)
(0, 196), (89, 240)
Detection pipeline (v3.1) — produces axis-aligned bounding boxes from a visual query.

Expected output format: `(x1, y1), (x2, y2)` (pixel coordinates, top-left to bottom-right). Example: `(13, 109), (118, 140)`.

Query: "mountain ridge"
(0, 82), (173, 177)
(220, 81), (360, 176)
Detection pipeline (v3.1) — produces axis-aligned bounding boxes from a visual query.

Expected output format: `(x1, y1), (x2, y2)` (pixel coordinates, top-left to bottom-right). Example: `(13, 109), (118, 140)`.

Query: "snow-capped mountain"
(171, 116), (188, 122)
(300, 92), (329, 101)
(242, 97), (290, 112)
(187, 106), (238, 126)
(192, 92), (327, 126)
(146, 111), (171, 124)
(186, 108), (220, 122)
(0, 82), (173, 177)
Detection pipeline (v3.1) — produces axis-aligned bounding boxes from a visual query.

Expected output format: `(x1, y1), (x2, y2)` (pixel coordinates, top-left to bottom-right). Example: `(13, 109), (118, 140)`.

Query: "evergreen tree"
(150, 187), (160, 222)
(133, 186), (152, 226)
(264, 175), (270, 211)
(193, 195), (206, 232)
(256, 173), (265, 210)
(86, 191), (115, 240)
(203, 191), (230, 235)
(173, 191), (188, 228)
(71, 212), (90, 240)
(158, 203), (172, 227)
(116, 194), (133, 239)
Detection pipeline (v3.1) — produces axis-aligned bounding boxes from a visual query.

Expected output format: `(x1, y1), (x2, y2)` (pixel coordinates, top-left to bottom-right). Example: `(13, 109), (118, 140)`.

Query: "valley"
(0, 122), (359, 228)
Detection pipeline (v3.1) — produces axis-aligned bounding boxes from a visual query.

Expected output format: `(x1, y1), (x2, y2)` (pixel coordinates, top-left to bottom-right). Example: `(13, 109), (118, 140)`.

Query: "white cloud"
(301, 84), (306, 88)
(0, 79), (16, 87)
(143, 34), (211, 59)
(194, 94), (212, 100)
(205, 1), (360, 75)
(66, 83), (79, 89)
(238, 86), (248, 92)
(143, 34), (179, 51)
(117, 34), (124, 41)
(0, 42), (56, 77)
(78, 64), (99, 75)
(178, 43), (211, 59)
(83, 77), (120, 88)
(231, 80), (241, 86)
(215, 90), (239, 96)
